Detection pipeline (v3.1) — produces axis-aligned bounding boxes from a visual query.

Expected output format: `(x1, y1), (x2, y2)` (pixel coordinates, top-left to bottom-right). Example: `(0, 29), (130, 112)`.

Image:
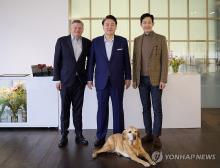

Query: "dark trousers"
(96, 79), (125, 140)
(139, 76), (163, 136)
(60, 76), (85, 137)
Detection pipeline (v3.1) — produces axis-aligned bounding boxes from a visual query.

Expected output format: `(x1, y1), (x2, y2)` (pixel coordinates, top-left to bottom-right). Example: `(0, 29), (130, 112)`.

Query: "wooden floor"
(0, 108), (220, 168)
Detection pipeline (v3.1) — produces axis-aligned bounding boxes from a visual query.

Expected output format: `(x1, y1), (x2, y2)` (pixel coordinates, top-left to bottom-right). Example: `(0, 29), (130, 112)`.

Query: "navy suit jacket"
(87, 35), (131, 90)
(53, 35), (91, 87)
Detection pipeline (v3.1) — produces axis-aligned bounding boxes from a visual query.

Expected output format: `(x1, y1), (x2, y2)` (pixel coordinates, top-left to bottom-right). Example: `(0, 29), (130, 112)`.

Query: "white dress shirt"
(71, 34), (82, 62)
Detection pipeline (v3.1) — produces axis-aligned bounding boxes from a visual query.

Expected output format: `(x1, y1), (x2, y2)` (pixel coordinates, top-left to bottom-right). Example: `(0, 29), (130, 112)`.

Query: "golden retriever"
(92, 126), (156, 167)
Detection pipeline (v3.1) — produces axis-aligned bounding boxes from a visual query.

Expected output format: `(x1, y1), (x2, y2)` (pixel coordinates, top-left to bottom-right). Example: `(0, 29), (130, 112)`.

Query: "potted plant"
(169, 56), (185, 73)
(0, 84), (27, 122)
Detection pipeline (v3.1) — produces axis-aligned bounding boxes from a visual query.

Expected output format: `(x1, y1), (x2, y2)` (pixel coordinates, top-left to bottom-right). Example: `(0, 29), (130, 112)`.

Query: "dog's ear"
(122, 130), (127, 140)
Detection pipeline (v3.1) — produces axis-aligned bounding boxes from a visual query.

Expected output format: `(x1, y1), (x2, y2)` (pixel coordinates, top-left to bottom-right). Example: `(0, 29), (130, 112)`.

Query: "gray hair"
(71, 19), (84, 27)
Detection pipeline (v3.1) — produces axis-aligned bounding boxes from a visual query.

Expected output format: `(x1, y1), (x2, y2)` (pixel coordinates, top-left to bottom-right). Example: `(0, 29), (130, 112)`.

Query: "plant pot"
(11, 114), (18, 122)
(172, 65), (179, 73)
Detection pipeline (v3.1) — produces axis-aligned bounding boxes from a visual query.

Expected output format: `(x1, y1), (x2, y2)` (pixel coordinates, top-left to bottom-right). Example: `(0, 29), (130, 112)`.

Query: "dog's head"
(122, 126), (140, 144)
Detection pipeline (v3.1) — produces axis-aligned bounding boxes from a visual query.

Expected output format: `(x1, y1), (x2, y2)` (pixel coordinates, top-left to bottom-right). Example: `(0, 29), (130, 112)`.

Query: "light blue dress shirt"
(104, 35), (114, 61)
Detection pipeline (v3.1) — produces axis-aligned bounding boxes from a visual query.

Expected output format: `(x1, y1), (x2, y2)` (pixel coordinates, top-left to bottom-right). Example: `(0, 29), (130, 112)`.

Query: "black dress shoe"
(94, 139), (105, 148)
(75, 135), (89, 145)
(58, 136), (68, 148)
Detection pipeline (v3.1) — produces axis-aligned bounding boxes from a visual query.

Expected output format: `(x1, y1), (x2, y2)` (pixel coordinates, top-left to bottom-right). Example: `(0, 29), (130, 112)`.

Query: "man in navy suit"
(53, 20), (91, 147)
(87, 15), (131, 147)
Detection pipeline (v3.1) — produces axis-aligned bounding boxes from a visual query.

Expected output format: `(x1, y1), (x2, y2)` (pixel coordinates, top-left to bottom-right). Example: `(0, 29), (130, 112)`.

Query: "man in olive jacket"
(132, 13), (168, 149)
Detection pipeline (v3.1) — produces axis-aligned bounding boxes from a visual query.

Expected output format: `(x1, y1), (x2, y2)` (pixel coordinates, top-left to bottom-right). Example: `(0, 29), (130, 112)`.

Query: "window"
(70, 0), (220, 70)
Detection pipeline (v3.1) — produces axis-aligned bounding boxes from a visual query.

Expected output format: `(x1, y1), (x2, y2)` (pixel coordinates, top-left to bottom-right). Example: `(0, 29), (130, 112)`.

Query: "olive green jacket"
(132, 31), (168, 86)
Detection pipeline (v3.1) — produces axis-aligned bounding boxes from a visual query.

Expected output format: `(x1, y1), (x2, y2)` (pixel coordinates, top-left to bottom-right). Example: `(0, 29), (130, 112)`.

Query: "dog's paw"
(143, 162), (150, 167)
(150, 161), (156, 165)
(92, 152), (97, 159)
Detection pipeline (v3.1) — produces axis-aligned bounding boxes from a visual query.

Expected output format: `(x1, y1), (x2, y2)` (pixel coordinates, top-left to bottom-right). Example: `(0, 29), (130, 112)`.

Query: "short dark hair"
(102, 15), (117, 25)
(140, 13), (154, 24)
(71, 19), (84, 27)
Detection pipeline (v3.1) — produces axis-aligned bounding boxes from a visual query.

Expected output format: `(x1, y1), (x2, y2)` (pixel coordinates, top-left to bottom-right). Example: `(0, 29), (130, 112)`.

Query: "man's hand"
(159, 82), (166, 90)
(87, 81), (93, 89)
(125, 80), (131, 89)
(132, 82), (137, 89)
(56, 81), (62, 90)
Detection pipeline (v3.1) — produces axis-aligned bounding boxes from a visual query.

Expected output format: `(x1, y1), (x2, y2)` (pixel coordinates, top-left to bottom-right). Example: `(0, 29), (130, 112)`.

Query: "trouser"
(96, 79), (125, 140)
(60, 76), (85, 137)
(139, 76), (163, 136)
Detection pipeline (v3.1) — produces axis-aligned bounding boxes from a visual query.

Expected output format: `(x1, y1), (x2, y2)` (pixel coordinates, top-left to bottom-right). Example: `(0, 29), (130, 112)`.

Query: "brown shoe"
(153, 136), (162, 148)
(141, 134), (153, 143)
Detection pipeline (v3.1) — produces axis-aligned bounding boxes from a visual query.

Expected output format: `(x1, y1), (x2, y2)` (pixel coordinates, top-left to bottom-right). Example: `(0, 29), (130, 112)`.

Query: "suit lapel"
(136, 35), (144, 66)
(148, 32), (157, 61)
(100, 35), (109, 62)
(67, 35), (76, 63)
(110, 35), (118, 62)
(77, 37), (85, 62)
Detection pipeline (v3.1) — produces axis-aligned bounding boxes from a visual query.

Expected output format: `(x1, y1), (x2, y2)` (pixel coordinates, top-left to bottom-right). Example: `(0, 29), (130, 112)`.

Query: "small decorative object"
(31, 64), (53, 77)
(169, 56), (185, 73)
(37, 64), (47, 76)
(47, 66), (53, 76)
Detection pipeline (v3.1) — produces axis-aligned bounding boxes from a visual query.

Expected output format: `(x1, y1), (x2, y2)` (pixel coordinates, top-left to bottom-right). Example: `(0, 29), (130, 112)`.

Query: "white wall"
(66, 73), (201, 129)
(0, 0), (68, 74)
